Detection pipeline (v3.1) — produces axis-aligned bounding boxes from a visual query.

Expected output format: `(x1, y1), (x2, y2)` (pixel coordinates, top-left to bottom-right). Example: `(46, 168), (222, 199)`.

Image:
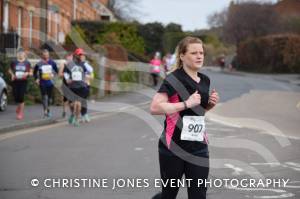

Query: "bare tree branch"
(107, 0), (142, 21)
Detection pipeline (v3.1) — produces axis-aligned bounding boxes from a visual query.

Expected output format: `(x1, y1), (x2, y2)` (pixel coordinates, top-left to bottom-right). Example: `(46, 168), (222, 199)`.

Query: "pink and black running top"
(157, 67), (210, 156)
(10, 60), (31, 82)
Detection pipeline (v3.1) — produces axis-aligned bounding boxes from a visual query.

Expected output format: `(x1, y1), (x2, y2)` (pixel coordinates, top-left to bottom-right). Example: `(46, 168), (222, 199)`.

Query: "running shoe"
(16, 112), (22, 120)
(152, 192), (162, 199)
(62, 111), (66, 118)
(43, 113), (48, 118)
(16, 106), (20, 114)
(83, 114), (91, 123)
(68, 115), (75, 124)
(47, 111), (52, 118)
(73, 119), (80, 127)
(17, 111), (24, 120)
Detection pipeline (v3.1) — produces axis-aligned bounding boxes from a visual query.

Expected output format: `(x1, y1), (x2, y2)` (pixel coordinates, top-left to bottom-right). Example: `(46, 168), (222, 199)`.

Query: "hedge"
(237, 34), (300, 73)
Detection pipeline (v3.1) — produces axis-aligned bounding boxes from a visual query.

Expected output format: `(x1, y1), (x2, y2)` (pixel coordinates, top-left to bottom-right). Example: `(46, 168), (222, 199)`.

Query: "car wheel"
(0, 91), (8, 111)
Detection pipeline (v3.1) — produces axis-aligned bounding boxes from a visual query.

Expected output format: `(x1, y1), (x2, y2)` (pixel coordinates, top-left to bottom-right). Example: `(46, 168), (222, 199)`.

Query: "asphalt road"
(0, 70), (299, 199)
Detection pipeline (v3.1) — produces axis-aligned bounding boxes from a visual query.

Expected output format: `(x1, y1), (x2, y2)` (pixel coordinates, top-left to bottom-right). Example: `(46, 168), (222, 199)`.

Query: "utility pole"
(40, 0), (48, 44)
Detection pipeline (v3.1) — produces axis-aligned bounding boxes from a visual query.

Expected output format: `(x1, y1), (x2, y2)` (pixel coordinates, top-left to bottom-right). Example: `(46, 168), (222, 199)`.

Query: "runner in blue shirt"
(33, 49), (58, 118)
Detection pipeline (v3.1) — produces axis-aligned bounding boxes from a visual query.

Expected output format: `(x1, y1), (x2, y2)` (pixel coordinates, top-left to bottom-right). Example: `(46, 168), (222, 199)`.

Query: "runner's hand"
(208, 89), (219, 107)
(23, 72), (28, 79)
(186, 91), (201, 108)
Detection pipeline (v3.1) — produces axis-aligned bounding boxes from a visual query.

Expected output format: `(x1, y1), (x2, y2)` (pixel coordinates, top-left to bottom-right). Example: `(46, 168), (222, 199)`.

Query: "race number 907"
(188, 124), (203, 133)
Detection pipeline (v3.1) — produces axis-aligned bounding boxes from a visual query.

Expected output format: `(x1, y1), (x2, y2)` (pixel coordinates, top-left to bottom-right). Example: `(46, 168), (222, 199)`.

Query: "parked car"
(0, 73), (8, 111)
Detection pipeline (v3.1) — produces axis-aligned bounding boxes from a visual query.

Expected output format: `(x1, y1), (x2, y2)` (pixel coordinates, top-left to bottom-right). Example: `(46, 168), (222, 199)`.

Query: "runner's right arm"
(33, 63), (39, 83)
(150, 91), (201, 115)
(26, 61), (33, 77)
(8, 62), (15, 81)
(62, 65), (72, 84)
(58, 62), (65, 78)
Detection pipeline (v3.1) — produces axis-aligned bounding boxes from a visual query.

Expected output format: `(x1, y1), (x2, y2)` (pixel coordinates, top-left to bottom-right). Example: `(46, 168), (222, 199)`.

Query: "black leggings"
(12, 81), (27, 103)
(81, 86), (90, 115)
(151, 73), (159, 86)
(40, 84), (53, 111)
(159, 152), (209, 199)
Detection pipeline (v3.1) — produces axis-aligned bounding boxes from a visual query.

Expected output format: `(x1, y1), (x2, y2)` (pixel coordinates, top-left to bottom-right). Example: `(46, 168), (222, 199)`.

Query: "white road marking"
(207, 112), (300, 141)
(141, 134), (148, 139)
(285, 162), (300, 168)
(250, 163), (281, 167)
(134, 147), (143, 151)
(224, 163), (243, 176)
(207, 127), (234, 132)
(225, 135), (239, 138)
(250, 162), (300, 171)
(227, 186), (295, 198)
(284, 181), (300, 189)
(296, 101), (300, 109)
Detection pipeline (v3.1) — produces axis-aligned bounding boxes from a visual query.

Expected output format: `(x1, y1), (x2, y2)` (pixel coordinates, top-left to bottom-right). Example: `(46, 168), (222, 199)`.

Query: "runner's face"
(180, 43), (204, 70)
(79, 54), (86, 61)
(17, 52), (25, 60)
(42, 52), (49, 60)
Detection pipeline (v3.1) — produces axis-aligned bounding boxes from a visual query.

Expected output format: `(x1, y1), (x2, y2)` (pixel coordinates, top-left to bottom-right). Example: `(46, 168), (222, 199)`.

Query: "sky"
(139, 0), (278, 31)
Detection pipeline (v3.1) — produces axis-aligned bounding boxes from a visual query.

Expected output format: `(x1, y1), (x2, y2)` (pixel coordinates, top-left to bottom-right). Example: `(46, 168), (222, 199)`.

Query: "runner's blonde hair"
(173, 36), (204, 71)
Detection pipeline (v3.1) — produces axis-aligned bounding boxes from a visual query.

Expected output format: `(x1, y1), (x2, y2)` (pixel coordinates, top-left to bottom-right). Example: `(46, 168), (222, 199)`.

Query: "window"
(29, 11), (33, 47)
(73, 0), (77, 20)
(101, 15), (110, 21)
(17, 7), (22, 47)
(55, 13), (60, 43)
(3, 1), (9, 33)
(48, 11), (52, 33)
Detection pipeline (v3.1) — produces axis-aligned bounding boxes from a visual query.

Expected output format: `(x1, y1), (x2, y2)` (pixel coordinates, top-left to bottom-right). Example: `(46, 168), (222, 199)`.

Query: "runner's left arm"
(33, 63), (39, 80)
(26, 61), (33, 77)
(52, 60), (59, 74)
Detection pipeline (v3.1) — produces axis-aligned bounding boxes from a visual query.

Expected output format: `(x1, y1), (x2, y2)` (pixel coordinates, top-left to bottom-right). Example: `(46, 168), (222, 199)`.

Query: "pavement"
(0, 89), (153, 135)
(0, 105), (64, 134)
(206, 67), (300, 86)
(0, 67), (299, 135)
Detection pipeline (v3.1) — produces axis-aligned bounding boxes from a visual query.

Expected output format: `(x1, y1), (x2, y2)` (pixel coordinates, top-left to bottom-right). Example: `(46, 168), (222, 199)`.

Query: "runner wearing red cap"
(63, 48), (90, 126)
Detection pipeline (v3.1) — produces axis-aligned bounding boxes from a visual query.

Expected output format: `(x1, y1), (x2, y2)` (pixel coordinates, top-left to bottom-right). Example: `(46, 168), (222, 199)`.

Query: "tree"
(207, 1), (281, 46)
(207, 8), (228, 29)
(162, 23), (185, 54)
(137, 22), (165, 56)
(223, 1), (281, 45)
(163, 32), (186, 54)
(107, 0), (142, 21)
(165, 23), (183, 33)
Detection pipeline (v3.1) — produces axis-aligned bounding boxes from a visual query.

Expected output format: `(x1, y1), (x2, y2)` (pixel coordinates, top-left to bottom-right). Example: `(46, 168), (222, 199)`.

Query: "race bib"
(71, 71), (82, 81)
(41, 65), (52, 80)
(15, 71), (25, 79)
(152, 65), (160, 73)
(64, 73), (70, 80)
(181, 116), (205, 142)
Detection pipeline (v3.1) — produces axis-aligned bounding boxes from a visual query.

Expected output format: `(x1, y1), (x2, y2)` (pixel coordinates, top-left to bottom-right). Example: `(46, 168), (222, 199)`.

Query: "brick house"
(274, 0), (300, 17)
(0, 0), (115, 50)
